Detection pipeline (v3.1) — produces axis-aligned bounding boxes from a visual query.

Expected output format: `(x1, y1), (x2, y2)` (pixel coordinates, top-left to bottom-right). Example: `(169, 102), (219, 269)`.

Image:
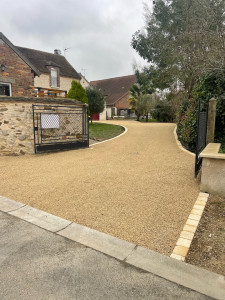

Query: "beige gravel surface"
(0, 121), (199, 255)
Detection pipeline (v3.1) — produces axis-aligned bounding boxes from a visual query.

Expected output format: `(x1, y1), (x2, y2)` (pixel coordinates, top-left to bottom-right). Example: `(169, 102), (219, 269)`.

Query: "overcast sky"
(1, 0), (152, 81)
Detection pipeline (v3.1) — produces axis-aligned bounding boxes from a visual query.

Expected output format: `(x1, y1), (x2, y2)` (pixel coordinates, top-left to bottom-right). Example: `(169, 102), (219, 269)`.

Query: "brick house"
(0, 32), (40, 97)
(90, 75), (137, 119)
(0, 32), (80, 97)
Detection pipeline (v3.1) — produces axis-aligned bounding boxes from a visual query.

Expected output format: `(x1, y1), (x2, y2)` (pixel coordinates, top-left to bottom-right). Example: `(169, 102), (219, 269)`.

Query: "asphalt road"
(0, 212), (213, 300)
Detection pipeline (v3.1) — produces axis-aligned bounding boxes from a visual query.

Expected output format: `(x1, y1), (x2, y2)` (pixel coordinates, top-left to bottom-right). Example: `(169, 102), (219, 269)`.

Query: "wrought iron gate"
(33, 104), (89, 153)
(195, 100), (208, 177)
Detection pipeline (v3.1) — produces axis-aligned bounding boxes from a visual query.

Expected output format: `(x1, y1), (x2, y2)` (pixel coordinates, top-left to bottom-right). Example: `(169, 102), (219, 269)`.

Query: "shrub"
(67, 80), (88, 104)
(177, 70), (225, 152)
(86, 87), (104, 121)
(177, 100), (198, 151)
(151, 100), (174, 122)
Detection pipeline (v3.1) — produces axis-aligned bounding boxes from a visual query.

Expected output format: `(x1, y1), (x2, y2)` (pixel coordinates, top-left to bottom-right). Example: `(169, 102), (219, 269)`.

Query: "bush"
(86, 87), (105, 121)
(67, 80), (88, 104)
(177, 70), (225, 152)
(151, 100), (174, 122)
(177, 100), (198, 151)
(194, 71), (225, 143)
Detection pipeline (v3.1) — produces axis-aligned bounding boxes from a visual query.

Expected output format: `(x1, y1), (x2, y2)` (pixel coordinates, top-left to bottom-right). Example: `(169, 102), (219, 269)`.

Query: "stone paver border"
(0, 195), (224, 300)
(170, 192), (209, 261)
(173, 126), (195, 157)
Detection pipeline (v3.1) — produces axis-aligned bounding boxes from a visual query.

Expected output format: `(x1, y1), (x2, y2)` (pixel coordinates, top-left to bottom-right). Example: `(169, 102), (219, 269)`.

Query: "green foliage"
(86, 87), (104, 119)
(129, 69), (155, 120)
(136, 94), (155, 121)
(177, 100), (198, 151)
(132, 0), (225, 94)
(177, 70), (225, 151)
(151, 100), (174, 123)
(67, 80), (88, 104)
(194, 70), (225, 142)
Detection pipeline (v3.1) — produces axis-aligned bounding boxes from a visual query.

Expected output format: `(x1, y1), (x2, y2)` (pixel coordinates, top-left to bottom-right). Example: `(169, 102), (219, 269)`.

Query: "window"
(0, 83), (11, 96)
(51, 68), (58, 87)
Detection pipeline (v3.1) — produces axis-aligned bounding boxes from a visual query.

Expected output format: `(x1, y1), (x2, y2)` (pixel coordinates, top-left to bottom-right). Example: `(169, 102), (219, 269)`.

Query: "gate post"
(206, 98), (217, 145)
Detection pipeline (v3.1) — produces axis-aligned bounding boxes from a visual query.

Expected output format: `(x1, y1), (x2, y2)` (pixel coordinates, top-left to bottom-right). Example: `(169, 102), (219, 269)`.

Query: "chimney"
(54, 49), (61, 55)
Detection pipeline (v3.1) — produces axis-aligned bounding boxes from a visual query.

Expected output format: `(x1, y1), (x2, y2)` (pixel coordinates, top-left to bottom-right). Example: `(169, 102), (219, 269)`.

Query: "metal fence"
(195, 100), (208, 177)
(33, 104), (89, 153)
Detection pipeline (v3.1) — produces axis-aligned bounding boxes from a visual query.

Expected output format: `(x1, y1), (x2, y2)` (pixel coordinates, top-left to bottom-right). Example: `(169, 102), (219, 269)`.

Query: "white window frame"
(0, 82), (12, 96)
(50, 68), (58, 88)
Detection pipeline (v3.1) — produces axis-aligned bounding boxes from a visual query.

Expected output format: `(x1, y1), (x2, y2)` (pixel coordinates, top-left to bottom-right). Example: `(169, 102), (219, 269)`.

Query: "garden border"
(90, 123), (128, 147)
(173, 125), (195, 157)
(170, 192), (209, 261)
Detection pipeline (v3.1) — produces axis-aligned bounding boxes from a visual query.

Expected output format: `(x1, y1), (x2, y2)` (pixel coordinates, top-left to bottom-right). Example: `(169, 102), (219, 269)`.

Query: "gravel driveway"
(0, 121), (199, 255)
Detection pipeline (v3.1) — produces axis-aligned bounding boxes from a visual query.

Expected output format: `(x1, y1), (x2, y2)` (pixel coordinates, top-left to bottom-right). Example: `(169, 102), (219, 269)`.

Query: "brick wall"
(0, 40), (34, 96)
(115, 93), (131, 109)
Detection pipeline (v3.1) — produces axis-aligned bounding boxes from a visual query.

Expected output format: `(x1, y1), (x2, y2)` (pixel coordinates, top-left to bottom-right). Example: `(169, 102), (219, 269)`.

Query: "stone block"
(180, 231), (194, 240)
(176, 238), (192, 248)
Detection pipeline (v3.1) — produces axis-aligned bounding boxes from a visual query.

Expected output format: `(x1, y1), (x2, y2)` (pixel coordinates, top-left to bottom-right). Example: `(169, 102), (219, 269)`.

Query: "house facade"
(0, 33), (40, 97)
(17, 47), (81, 95)
(90, 74), (137, 119)
(0, 32), (80, 97)
(79, 73), (90, 89)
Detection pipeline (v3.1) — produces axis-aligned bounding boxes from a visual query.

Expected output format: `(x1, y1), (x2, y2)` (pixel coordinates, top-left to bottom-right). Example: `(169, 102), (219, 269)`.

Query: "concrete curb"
(0, 196), (224, 300)
(171, 192), (209, 261)
(90, 123), (128, 147)
(173, 126), (195, 157)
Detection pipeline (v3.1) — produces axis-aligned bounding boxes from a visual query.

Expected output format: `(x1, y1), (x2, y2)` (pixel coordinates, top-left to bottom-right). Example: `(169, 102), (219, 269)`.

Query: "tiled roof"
(90, 75), (137, 105)
(17, 47), (80, 79)
(0, 32), (40, 76)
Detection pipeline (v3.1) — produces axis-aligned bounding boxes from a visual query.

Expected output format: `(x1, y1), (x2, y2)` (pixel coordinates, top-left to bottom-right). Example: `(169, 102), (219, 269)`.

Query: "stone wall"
(0, 40), (34, 96)
(0, 101), (33, 155)
(0, 97), (86, 156)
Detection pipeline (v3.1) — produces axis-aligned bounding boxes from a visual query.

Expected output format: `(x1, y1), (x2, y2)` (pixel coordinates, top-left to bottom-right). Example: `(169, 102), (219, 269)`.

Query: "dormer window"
(51, 68), (58, 87)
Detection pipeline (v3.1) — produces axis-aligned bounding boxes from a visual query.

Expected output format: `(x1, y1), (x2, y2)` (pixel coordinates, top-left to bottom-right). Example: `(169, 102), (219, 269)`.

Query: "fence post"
(206, 98), (217, 144)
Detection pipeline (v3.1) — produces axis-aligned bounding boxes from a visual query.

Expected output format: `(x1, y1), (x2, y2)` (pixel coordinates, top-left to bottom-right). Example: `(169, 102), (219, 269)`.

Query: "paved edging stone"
(57, 222), (136, 261)
(173, 126), (195, 157)
(0, 195), (224, 300)
(170, 192), (209, 261)
(0, 196), (71, 232)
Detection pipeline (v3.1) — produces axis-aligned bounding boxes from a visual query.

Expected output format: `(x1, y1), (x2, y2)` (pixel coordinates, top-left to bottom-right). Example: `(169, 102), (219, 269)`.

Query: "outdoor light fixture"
(1, 64), (5, 71)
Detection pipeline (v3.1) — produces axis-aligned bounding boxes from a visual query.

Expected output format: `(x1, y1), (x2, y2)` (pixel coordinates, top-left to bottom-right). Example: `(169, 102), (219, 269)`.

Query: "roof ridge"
(16, 46), (63, 57)
(0, 33), (40, 76)
(90, 74), (136, 83)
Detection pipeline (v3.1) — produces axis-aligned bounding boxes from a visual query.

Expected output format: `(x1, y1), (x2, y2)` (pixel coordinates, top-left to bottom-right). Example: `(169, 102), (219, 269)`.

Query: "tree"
(132, 0), (225, 96)
(86, 86), (105, 123)
(67, 80), (88, 104)
(136, 94), (155, 122)
(129, 69), (155, 120)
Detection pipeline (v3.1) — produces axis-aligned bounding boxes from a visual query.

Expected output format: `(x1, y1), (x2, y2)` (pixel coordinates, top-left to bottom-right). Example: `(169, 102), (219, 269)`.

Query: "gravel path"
(0, 121), (199, 255)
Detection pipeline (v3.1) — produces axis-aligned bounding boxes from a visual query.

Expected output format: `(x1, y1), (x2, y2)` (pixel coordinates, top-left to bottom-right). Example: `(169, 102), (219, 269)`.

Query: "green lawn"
(89, 122), (125, 141)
